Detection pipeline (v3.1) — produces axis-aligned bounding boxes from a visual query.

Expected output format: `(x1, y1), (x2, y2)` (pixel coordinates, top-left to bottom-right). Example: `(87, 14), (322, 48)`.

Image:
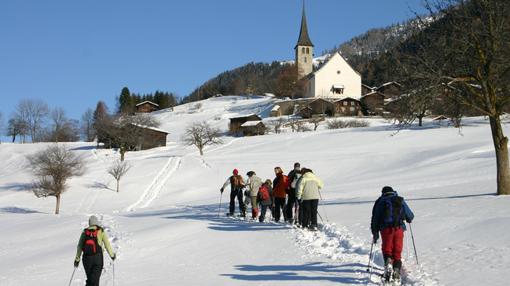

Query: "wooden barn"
(240, 121), (266, 136)
(298, 106), (313, 119)
(334, 97), (363, 116)
(271, 105), (281, 117)
(136, 101), (160, 113)
(376, 82), (402, 99)
(360, 91), (385, 115)
(307, 98), (335, 117)
(129, 124), (169, 150)
(229, 114), (262, 134)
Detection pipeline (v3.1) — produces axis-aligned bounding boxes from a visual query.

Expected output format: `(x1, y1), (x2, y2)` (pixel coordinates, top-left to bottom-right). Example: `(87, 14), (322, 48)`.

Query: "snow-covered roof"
(264, 93), (276, 97)
(230, 114), (261, 120)
(241, 121), (263, 127)
(130, 123), (169, 134)
(271, 105), (281, 111)
(332, 84), (345, 89)
(136, 101), (159, 107)
(379, 81), (402, 88)
(334, 97), (360, 102)
(361, 91), (385, 99)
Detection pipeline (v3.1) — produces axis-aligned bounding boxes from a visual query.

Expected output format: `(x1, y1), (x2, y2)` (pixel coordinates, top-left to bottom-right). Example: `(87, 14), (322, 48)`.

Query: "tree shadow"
(70, 145), (97, 151)
(87, 181), (116, 192)
(0, 206), (42, 214)
(221, 262), (370, 284)
(0, 183), (32, 192)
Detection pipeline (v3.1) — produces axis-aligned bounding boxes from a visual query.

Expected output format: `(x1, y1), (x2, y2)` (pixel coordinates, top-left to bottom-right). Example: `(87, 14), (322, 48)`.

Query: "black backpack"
(82, 228), (102, 256)
(381, 195), (404, 227)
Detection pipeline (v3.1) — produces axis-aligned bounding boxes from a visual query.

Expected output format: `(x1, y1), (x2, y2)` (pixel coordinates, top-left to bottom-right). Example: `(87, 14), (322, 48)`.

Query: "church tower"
(295, 2), (314, 79)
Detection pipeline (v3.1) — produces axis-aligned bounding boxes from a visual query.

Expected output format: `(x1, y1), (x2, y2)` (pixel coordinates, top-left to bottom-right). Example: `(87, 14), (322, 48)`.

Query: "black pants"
(229, 188), (246, 215)
(83, 252), (103, 286)
(302, 199), (319, 228)
(273, 197), (286, 222)
(285, 189), (296, 221)
(297, 200), (304, 226)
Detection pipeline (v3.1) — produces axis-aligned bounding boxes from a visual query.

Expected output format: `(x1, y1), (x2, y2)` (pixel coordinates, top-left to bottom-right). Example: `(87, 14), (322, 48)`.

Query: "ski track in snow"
(290, 223), (440, 286)
(125, 157), (182, 212)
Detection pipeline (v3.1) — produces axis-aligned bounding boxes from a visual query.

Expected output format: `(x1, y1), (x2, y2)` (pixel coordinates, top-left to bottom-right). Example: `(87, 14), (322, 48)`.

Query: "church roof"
(295, 5), (314, 48)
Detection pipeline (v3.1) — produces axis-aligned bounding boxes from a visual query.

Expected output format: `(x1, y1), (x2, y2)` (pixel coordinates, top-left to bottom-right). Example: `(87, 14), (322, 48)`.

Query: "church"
(295, 6), (362, 99)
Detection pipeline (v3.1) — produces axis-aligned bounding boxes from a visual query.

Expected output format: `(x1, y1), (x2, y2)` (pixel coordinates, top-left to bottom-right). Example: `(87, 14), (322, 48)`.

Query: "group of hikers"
(220, 162), (324, 231)
(220, 163), (415, 284)
(72, 164), (414, 286)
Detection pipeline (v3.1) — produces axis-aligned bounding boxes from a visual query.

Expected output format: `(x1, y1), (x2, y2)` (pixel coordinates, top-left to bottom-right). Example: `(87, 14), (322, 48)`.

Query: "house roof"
(334, 97), (361, 103)
(295, 4), (314, 48)
(271, 105), (281, 111)
(378, 82), (402, 89)
(307, 52), (362, 79)
(136, 101), (159, 107)
(241, 120), (264, 127)
(130, 123), (169, 134)
(229, 114), (262, 121)
(360, 91), (385, 99)
(362, 83), (376, 90)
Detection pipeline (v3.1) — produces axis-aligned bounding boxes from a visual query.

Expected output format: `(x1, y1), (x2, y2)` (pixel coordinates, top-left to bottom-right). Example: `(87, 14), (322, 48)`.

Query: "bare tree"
(401, 0), (510, 195)
(50, 107), (67, 143)
(27, 145), (85, 214)
(16, 99), (49, 142)
(7, 114), (29, 143)
(81, 108), (96, 142)
(182, 121), (223, 155)
(269, 117), (286, 134)
(108, 159), (131, 192)
(310, 116), (325, 131)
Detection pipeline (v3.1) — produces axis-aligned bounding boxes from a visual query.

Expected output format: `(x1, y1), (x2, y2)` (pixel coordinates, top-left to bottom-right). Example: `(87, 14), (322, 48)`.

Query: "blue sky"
(0, 0), (425, 124)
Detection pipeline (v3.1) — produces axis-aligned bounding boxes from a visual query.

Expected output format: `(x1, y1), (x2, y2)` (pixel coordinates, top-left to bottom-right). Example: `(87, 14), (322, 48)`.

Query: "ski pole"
(318, 190), (329, 222)
(68, 267), (77, 286)
(409, 223), (419, 265)
(366, 241), (375, 272)
(218, 192), (223, 217)
(112, 262), (115, 286)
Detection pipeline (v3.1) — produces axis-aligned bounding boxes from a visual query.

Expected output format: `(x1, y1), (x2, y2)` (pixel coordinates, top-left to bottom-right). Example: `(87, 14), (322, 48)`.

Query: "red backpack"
(259, 185), (270, 201)
(82, 228), (102, 256)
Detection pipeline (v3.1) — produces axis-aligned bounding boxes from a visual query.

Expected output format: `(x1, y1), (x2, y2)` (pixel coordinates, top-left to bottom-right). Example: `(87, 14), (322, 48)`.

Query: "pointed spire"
(296, 0), (314, 48)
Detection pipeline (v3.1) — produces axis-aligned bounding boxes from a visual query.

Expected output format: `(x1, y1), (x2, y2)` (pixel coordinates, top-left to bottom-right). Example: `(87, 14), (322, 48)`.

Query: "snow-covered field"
(1, 96), (509, 286)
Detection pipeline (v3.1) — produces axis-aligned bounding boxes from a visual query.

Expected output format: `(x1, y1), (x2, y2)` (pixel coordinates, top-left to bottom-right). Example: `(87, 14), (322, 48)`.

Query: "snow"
(135, 101), (159, 107)
(241, 121), (263, 127)
(1, 95), (509, 286)
(130, 123), (170, 134)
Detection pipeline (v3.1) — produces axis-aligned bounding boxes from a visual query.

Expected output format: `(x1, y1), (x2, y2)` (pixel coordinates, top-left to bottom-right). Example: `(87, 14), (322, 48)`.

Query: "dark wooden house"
(229, 114), (262, 134)
(334, 97), (362, 116)
(130, 124), (169, 150)
(361, 91), (385, 115)
(376, 82), (402, 99)
(136, 101), (160, 113)
(298, 106), (313, 119)
(308, 98), (335, 117)
(362, 84), (375, 95)
(240, 121), (266, 136)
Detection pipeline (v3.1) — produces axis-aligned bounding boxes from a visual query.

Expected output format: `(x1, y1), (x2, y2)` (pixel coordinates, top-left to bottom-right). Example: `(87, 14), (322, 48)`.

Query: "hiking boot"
(383, 257), (393, 282)
(392, 260), (402, 283)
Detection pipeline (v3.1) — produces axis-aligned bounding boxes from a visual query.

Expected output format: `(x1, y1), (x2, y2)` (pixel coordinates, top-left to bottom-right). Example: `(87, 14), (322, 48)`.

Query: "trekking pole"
(409, 223), (419, 265)
(366, 241), (375, 272)
(112, 262), (115, 286)
(318, 190), (330, 222)
(68, 267), (77, 286)
(317, 210), (324, 223)
(218, 192), (223, 217)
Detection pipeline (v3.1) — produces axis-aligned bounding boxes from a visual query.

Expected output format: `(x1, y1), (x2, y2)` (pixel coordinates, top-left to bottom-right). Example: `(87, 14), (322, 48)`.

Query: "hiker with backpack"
(286, 162), (302, 223)
(74, 215), (116, 286)
(272, 166), (289, 223)
(257, 179), (273, 222)
(246, 171), (263, 220)
(371, 186), (415, 284)
(296, 168), (324, 231)
(221, 169), (246, 217)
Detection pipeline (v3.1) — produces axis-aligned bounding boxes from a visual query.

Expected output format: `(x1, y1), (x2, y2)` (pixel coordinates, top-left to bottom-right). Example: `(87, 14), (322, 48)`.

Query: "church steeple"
(295, 2), (314, 48)
(295, 1), (314, 79)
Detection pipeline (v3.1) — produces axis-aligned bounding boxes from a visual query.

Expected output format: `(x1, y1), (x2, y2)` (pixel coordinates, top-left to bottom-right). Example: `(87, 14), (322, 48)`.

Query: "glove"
(220, 188), (224, 193)
(74, 260), (79, 268)
(112, 254), (116, 261)
(372, 231), (379, 244)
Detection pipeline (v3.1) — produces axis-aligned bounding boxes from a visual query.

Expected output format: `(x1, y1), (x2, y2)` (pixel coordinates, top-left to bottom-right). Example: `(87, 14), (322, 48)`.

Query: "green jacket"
(75, 226), (115, 262)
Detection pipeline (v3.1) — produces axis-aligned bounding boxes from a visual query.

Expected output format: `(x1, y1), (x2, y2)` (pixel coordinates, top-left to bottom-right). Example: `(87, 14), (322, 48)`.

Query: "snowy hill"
(1, 96), (509, 286)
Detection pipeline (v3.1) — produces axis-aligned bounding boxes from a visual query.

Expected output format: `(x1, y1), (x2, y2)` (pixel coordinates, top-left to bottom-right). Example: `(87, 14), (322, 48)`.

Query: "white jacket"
(297, 172), (324, 201)
(247, 175), (263, 197)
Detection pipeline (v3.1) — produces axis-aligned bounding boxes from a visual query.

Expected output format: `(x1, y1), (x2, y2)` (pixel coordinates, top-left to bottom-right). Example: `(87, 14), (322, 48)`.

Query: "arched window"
(302, 47), (305, 53)
(306, 47), (310, 54)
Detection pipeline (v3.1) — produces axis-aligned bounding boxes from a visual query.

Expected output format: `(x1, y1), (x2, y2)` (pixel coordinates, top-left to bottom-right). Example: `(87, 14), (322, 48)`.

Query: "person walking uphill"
(296, 168), (324, 231)
(257, 179), (273, 222)
(371, 186), (414, 284)
(272, 167), (289, 223)
(74, 215), (116, 286)
(246, 171), (263, 219)
(286, 162), (301, 223)
(221, 169), (246, 217)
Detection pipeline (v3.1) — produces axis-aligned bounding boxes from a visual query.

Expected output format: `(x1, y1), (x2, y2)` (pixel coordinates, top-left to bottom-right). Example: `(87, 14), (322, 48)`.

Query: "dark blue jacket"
(371, 191), (414, 234)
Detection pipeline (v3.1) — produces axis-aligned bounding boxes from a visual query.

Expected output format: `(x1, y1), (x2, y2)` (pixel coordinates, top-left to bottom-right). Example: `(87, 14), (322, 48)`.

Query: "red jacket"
(272, 174), (289, 199)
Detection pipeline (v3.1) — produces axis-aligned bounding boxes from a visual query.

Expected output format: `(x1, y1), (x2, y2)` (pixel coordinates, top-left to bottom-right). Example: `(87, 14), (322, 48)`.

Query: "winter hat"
(294, 162), (301, 168)
(89, 215), (100, 227)
(233, 169), (239, 175)
(381, 186), (394, 194)
(246, 171), (255, 177)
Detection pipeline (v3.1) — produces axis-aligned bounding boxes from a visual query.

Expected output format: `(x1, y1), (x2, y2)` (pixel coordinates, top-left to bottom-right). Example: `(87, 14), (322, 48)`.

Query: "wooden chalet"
(307, 98), (335, 117)
(334, 97), (362, 116)
(136, 101), (160, 113)
(298, 106), (313, 119)
(229, 114), (262, 134)
(129, 124), (169, 150)
(376, 82), (402, 99)
(240, 121), (266, 136)
(362, 84), (375, 95)
(360, 91), (385, 115)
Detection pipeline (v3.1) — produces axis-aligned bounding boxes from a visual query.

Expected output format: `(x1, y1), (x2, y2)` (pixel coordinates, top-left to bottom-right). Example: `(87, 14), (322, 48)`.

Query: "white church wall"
(312, 53), (362, 99)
